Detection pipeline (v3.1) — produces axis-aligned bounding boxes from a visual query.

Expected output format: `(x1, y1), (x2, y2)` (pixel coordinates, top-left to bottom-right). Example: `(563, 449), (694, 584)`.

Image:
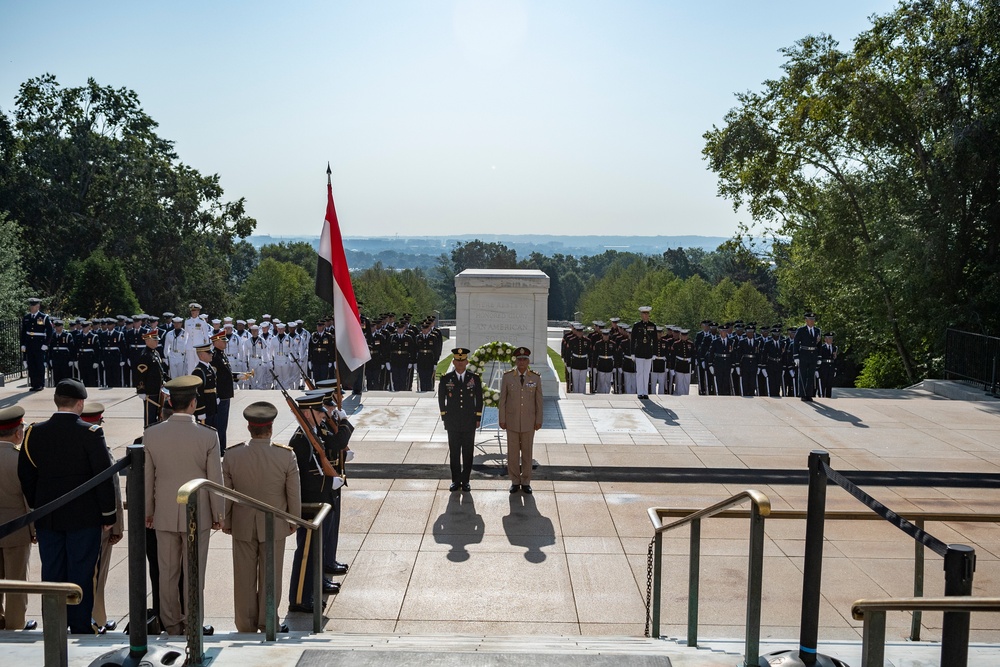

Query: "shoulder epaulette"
(504, 368), (516, 374)
(272, 442), (293, 451)
(529, 369), (540, 376)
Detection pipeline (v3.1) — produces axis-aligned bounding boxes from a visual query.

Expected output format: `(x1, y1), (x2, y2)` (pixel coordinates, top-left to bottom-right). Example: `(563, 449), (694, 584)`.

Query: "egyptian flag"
(316, 165), (371, 371)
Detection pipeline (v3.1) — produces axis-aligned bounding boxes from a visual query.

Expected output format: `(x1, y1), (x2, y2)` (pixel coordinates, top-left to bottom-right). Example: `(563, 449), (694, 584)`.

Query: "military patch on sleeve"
(273, 442), (293, 451)
(88, 424), (101, 432)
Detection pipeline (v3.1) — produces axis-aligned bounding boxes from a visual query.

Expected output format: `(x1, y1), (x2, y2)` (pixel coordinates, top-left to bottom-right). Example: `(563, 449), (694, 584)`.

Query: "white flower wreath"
(468, 341), (515, 407)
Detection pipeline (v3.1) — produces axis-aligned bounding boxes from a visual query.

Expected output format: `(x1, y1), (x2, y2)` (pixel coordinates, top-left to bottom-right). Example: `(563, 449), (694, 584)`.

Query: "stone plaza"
(1, 355), (999, 664)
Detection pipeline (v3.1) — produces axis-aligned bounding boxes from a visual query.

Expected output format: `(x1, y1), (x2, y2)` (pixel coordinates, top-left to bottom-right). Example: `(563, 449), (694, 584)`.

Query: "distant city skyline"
(1, 1), (897, 238)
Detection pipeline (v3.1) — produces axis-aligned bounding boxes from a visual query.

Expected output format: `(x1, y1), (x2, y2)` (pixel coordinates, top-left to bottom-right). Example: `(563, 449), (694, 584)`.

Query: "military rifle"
(270, 369), (340, 479)
(290, 354), (316, 390)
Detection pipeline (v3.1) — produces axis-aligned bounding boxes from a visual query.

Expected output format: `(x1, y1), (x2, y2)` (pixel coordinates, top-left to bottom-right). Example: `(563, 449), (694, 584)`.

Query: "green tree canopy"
(0, 74), (255, 314)
(0, 212), (29, 319)
(64, 249), (141, 317)
(703, 0), (1000, 383)
(260, 241), (317, 280)
(236, 258), (323, 323)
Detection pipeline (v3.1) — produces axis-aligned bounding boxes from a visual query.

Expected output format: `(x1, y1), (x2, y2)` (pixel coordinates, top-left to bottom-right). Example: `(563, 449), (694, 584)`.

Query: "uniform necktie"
(809, 327), (814, 337)
(520, 374), (524, 385)
(457, 374), (463, 383)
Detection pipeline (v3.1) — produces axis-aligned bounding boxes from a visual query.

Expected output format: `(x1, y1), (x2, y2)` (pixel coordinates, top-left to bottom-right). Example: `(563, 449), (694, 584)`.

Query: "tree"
(64, 249), (141, 317)
(353, 263), (439, 320)
(449, 239), (518, 273)
(236, 259), (321, 323)
(703, 0), (1000, 383)
(260, 241), (317, 280)
(724, 281), (775, 326)
(0, 74), (255, 312)
(229, 240), (260, 292)
(0, 212), (29, 319)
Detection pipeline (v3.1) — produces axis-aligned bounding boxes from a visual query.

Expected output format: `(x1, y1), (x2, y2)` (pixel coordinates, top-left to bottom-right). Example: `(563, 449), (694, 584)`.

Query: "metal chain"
(644, 536), (654, 637)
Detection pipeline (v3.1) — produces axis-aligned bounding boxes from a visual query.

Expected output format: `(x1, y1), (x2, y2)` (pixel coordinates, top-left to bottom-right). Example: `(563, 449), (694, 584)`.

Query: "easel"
(474, 360), (507, 471)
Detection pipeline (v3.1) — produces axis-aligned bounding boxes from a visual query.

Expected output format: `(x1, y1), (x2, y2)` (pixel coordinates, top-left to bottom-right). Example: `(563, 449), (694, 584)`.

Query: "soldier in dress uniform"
(49, 319), (77, 384)
(651, 327), (670, 395)
(631, 306), (657, 399)
(135, 329), (170, 427)
(164, 316), (187, 377)
(565, 324), (592, 394)
(414, 320), (441, 392)
(103, 318), (127, 388)
(672, 329), (696, 395)
(124, 317), (145, 386)
(210, 331), (237, 455)
(620, 326), (637, 393)
(387, 321), (415, 391)
(191, 343), (218, 424)
(270, 322), (297, 389)
(246, 325), (272, 389)
(0, 405), (37, 631)
(438, 348), (483, 492)
(184, 303), (210, 377)
(143, 376), (223, 636)
(762, 327), (785, 398)
(21, 297), (54, 391)
(498, 347), (543, 494)
(309, 319), (335, 383)
(817, 332), (838, 398)
(591, 329), (617, 394)
(793, 311), (822, 402)
(222, 402), (300, 633)
(737, 324), (759, 397)
(77, 321), (103, 387)
(81, 403), (123, 633)
(364, 315), (385, 390)
(18, 379), (117, 634)
(709, 324), (736, 396)
(695, 321), (711, 395)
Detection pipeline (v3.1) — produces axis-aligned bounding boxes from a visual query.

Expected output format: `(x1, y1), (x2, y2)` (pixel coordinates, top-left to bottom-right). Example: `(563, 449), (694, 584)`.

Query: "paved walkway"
(2, 376), (999, 661)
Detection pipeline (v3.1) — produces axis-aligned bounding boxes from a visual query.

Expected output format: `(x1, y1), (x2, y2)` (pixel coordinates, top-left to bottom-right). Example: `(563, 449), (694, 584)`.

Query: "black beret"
(55, 379), (87, 400)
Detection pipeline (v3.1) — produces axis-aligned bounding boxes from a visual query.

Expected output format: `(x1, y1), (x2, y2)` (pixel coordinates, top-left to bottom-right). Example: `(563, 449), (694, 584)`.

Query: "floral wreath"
(466, 341), (515, 407)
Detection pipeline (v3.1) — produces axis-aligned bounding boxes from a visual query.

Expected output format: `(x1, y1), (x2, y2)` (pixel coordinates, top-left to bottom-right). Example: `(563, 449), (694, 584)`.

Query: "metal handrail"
(851, 597), (1000, 667)
(0, 580), (81, 667)
(176, 478), (332, 666)
(646, 490), (770, 667)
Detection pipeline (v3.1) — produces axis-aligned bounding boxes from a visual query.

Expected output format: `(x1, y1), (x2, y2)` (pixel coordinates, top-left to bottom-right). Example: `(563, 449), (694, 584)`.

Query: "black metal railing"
(945, 328), (1000, 397)
(0, 317), (24, 383)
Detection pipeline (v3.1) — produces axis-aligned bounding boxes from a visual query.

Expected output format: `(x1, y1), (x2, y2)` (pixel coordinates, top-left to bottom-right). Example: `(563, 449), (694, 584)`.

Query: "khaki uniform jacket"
(222, 438), (301, 542)
(498, 369), (543, 432)
(0, 440), (32, 548)
(144, 413), (223, 531)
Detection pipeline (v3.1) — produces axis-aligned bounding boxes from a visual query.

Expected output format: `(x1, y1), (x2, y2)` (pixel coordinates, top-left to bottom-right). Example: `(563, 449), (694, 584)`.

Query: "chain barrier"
(644, 536), (654, 637)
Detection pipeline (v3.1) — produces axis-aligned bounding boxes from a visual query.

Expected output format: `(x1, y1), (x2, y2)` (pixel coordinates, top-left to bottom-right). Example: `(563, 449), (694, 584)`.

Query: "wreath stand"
(468, 342), (515, 473)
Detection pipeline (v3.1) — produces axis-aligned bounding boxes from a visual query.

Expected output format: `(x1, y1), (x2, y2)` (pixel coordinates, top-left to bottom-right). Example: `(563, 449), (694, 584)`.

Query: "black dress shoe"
(522, 485), (533, 494)
(509, 484), (520, 493)
(288, 604), (314, 614)
(24, 620), (38, 631)
(462, 483), (471, 492)
(203, 624), (214, 636)
(323, 579), (341, 594)
(324, 562), (349, 575)
(103, 620), (117, 632)
(279, 623), (289, 633)
(449, 482), (459, 492)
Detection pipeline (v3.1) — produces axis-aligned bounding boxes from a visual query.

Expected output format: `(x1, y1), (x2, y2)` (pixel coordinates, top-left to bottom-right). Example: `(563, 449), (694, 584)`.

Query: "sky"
(1, 0), (898, 239)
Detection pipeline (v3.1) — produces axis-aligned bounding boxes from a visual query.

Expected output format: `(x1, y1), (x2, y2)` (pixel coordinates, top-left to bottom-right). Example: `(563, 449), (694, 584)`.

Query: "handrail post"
(941, 544), (976, 667)
(185, 493), (204, 666)
(910, 518), (925, 641)
(313, 517), (324, 633)
(798, 450), (830, 665)
(860, 610), (886, 667)
(126, 445), (149, 658)
(265, 511), (276, 641)
(743, 502), (765, 666)
(652, 531), (662, 638)
(687, 518), (701, 648)
(41, 591), (68, 667)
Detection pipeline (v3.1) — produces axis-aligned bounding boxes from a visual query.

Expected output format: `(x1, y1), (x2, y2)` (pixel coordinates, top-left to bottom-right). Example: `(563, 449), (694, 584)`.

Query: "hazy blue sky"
(1, 1), (897, 239)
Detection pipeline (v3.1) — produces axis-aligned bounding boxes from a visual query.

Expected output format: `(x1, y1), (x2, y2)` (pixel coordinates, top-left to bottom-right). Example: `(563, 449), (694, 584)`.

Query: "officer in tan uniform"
(143, 375), (224, 636)
(498, 347), (543, 494)
(222, 402), (301, 633)
(0, 406), (36, 631)
(80, 402), (123, 632)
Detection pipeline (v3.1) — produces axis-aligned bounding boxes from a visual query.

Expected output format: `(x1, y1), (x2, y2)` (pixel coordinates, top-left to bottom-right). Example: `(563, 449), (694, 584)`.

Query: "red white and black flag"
(316, 164), (371, 371)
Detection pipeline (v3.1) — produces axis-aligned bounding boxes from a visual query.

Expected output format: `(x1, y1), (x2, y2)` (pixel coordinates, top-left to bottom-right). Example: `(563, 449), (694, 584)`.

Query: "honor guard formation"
(561, 306), (839, 401)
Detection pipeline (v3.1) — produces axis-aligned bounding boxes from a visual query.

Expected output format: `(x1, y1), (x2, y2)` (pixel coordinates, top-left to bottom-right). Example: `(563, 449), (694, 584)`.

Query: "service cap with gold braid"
(452, 347), (470, 361)
(210, 331), (228, 343)
(0, 405), (25, 430)
(164, 375), (203, 402)
(512, 346), (531, 360)
(194, 342), (213, 353)
(142, 329), (160, 340)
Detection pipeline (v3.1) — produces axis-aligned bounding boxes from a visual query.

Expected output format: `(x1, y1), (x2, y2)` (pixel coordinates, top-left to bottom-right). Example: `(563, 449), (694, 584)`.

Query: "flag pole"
(327, 162), (344, 411)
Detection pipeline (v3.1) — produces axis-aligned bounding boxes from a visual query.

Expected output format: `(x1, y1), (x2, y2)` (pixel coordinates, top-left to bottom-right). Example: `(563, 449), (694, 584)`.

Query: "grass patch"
(547, 347), (566, 381)
(436, 354), (453, 379)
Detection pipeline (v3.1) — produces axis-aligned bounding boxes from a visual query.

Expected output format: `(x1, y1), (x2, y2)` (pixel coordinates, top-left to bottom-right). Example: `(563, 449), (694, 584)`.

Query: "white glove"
(385, 362), (391, 371)
(120, 361), (125, 366)
(41, 344), (48, 351)
(70, 361), (77, 368)
(790, 369), (796, 378)
(93, 363), (99, 369)
(736, 367), (741, 376)
(331, 477), (346, 490)
(794, 358), (800, 367)
(815, 371), (820, 379)
(630, 354), (636, 361)
(216, 397), (221, 405)
(307, 362), (312, 371)
(334, 409), (348, 420)
(761, 369), (768, 378)
(345, 450), (355, 462)
(22, 361), (27, 369)
(20, 345), (26, 353)
(708, 365), (714, 375)
(409, 364), (414, 370)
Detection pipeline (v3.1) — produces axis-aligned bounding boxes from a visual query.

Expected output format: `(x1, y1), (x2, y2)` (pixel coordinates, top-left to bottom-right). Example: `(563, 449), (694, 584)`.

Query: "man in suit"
(498, 347), (543, 494)
(143, 375), (224, 636)
(222, 402), (300, 633)
(17, 379), (117, 634)
(793, 311), (823, 402)
(0, 405), (37, 631)
(438, 348), (483, 493)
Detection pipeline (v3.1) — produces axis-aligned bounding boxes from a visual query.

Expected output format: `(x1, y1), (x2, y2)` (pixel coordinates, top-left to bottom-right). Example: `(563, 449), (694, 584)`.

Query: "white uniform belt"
(26, 331), (46, 336)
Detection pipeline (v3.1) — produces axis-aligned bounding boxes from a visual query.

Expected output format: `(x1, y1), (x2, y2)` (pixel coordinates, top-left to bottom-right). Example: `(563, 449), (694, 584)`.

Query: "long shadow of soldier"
(641, 401), (679, 427)
(808, 401), (869, 428)
(502, 494), (556, 564)
(432, 493), (484, 562)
